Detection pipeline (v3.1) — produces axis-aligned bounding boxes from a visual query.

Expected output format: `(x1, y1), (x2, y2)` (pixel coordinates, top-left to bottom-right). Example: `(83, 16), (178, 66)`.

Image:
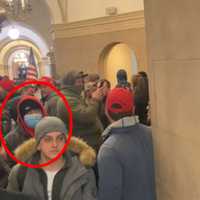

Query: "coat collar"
(14, 136), (96, 167)
(29, 151), (72, 170)
(102, 115), (139, 141)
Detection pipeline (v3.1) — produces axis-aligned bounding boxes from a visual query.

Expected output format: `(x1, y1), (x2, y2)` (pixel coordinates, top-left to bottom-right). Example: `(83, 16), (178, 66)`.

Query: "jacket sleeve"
(7, 164), (20, 192)
(57, 95), (99, 124)
(82, 169), (97, 200)
(97, 145), (123, 200)
(0, 155), (10, 188)
(5, 130), (19, 153)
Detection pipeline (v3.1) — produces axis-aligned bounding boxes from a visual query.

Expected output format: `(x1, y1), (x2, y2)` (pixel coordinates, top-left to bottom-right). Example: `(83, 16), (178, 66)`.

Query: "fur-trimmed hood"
(14, 136), (96, 167)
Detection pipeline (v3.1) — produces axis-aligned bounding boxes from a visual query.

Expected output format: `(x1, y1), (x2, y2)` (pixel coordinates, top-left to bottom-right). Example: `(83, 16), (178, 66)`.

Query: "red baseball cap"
(106, 87), (134, 114)
(0, 79), (15, 91)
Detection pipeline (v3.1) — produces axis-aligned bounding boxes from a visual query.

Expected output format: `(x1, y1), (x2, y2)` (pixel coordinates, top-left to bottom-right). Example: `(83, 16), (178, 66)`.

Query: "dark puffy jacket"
(0, 189), (37, 200)
(0, 155), (10, 188)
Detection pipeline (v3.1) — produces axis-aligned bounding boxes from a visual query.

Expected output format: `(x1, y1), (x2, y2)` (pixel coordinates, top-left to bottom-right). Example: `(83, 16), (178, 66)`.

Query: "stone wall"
(144, 0), (200, 199)
(52, 11), (148, 80)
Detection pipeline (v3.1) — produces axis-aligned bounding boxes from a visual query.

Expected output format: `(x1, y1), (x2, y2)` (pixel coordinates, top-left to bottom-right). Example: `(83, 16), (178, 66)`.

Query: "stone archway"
(0, 40), (42, 79)
(99, 42), (138, 87)
(44, 0), (65, 24)
(0, 23), (52, 78)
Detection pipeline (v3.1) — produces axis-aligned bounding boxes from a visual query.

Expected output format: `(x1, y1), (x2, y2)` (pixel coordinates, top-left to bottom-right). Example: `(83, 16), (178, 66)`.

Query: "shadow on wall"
(98, 42), (138, 88)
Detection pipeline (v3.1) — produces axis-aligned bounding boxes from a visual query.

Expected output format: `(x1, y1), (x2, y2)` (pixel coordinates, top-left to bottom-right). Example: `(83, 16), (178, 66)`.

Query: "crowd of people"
(0, 69), (156, 200)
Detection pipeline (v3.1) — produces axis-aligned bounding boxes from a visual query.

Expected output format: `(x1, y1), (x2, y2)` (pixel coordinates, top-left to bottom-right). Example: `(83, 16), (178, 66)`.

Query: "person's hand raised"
(91, 87), (103, 101)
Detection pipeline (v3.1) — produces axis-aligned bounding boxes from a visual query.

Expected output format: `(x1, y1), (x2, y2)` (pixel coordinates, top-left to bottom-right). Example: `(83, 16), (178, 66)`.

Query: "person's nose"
(52, 140), (58, 147)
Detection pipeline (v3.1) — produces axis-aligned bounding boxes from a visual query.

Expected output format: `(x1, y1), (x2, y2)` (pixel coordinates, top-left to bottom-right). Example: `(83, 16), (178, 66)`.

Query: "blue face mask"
(24, 113), (42, 128)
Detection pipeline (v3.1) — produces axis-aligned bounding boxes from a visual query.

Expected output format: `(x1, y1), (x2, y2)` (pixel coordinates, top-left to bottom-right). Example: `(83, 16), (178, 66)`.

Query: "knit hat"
(106, 88), (134, 114)
(19, 98), (42, 117)
(35, 116), (67, 143)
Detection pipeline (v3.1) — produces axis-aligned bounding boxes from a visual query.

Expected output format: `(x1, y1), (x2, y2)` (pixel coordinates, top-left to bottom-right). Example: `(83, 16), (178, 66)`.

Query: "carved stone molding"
(51, 10), (145, 39)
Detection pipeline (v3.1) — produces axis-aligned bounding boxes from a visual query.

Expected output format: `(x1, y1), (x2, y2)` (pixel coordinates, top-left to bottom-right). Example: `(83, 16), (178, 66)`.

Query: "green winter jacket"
(56, 86), (103, 150)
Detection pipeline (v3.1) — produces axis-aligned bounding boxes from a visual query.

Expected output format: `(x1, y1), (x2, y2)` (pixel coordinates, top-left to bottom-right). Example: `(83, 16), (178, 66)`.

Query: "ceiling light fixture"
(3, 0), (32, 20)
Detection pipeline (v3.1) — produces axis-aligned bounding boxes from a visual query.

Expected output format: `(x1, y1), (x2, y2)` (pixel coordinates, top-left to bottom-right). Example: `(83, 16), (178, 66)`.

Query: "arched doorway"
(5, 45), (40, 80)
(0, 24), (51, 79)
(99, 42), (138, 87)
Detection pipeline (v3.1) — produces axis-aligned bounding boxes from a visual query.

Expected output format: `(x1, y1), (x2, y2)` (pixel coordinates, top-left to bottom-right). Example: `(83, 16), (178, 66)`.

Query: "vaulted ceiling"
(0, 0), (144, 47)
(0, 0), (66, 25)
(0, 0), (144, 25)
(0, 0), (56, 47)
(44, 0), (67, 24)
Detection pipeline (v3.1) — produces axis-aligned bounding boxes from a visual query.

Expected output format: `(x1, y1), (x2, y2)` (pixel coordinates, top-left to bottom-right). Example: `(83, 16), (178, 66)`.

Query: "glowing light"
(8, 28), (20, 40)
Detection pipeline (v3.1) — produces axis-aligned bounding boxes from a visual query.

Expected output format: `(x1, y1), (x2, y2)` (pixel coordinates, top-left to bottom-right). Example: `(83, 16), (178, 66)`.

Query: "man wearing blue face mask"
(5, 96), (46, 156)
(24, 109), (43, 129)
